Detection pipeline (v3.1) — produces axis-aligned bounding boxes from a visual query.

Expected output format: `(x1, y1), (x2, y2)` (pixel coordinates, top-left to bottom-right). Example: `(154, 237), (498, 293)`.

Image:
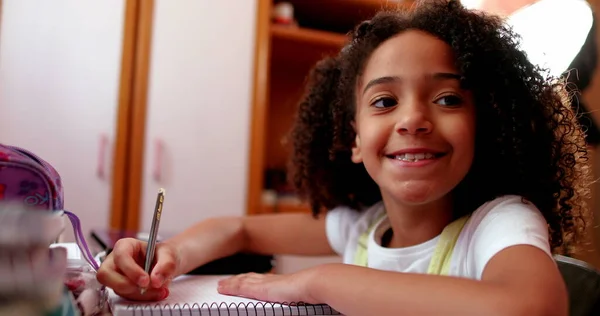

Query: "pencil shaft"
(143, 189), (165, 275)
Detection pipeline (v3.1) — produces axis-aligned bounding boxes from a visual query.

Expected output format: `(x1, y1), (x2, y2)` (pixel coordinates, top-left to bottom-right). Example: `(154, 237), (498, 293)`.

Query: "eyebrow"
(362, 72), (461, 95)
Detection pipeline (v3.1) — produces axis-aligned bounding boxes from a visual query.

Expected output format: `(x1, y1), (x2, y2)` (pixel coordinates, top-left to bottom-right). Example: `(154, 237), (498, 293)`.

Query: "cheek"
(357, 125), (387, 156)
(447, 116), (476, 163)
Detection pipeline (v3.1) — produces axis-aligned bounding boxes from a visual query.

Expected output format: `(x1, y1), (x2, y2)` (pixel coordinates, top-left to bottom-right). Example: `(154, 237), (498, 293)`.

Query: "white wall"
(0, 0), (125, 241)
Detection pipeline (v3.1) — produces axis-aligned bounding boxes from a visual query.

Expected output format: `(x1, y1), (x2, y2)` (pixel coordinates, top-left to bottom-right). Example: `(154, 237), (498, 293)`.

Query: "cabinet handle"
(97, 134), (109, 179)
(153, 138), (164, 182)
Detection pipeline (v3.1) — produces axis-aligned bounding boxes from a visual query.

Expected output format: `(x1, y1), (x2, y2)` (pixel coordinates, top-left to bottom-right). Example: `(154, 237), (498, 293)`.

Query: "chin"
(397, 193), (436, 205)
(386, 181), (447, 205)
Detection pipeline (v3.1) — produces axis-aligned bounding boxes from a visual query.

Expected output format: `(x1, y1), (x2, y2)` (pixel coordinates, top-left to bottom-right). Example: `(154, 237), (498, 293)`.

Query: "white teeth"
(393, 153), (435, 162)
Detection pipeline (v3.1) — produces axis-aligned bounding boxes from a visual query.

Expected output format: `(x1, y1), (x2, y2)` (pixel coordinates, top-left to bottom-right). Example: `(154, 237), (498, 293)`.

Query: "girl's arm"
(308, 245), (567, 316)
(167, 213), (334, 276)
(219, 244), (566, 316)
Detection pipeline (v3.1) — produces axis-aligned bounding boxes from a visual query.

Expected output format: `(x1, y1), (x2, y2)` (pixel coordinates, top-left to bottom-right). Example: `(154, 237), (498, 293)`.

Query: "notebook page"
(109, 275), (340, 316)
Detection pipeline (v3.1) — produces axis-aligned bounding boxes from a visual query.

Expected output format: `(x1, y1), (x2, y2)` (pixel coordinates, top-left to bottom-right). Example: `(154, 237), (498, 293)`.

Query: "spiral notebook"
(109, 275), (341, 316)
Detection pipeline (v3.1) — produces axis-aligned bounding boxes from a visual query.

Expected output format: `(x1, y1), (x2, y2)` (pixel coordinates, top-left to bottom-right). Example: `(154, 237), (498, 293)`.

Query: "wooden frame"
(110, 0), (140, 230)
(123, 0), (154, 231)
(246, 0), (273, 215)
(110, 0), (154, 231)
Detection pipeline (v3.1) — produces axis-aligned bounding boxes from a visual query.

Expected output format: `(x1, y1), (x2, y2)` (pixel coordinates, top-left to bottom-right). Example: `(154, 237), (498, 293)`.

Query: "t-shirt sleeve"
(325, 206), (362, 256)
(469, 196), (552, 279)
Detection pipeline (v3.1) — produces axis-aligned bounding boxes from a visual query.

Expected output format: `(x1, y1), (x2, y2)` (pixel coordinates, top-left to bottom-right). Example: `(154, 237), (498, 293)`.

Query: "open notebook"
(109, 275), (341, 316)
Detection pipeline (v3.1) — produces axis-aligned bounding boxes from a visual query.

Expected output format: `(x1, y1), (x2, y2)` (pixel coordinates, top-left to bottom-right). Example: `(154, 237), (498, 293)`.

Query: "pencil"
(140, 188), (165, 295)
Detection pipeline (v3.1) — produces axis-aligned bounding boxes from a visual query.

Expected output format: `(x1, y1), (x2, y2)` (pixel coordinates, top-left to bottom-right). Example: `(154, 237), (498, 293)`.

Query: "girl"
(97, 1), (591, 315)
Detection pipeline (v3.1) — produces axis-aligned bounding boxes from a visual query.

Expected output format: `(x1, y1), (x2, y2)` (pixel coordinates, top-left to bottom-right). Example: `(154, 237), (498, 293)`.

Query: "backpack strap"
(61, 210), (100, 271)
(354, 213), (470, 276)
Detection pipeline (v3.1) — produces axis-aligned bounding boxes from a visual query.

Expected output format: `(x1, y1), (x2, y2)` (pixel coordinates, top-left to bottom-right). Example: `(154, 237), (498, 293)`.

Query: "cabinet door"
(138, 0), (256, 233)
(0, 0), (126, 241)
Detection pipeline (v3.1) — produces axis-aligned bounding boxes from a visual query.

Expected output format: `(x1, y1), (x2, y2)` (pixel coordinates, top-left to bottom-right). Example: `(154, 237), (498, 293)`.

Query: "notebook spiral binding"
(124, 301), (341, 316)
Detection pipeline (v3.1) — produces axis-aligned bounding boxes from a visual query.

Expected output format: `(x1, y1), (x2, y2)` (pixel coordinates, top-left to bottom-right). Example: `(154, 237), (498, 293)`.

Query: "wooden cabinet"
(246, 0), (414, 216)
(0, 0), (129, 241)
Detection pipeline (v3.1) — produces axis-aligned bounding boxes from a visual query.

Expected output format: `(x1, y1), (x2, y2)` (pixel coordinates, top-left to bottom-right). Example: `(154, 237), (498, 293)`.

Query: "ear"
(350, 121), (363, 164)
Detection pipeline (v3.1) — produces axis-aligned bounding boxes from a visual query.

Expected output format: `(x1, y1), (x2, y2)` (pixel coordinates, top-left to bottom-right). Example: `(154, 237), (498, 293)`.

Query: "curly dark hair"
(289, 0), (592, 254)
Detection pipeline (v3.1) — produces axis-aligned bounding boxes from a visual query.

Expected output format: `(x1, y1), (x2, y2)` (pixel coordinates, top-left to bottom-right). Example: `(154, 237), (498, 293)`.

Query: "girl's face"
(351, 30), (476, 207)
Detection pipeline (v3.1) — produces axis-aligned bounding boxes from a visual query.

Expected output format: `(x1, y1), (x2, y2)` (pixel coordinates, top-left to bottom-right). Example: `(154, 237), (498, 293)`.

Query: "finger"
(218, 273), (273, 301)
(97, 260), (140, 294)
(217, 276), (241, 295)
(112, 238), (150, 287)
(218, 274), (257, 295)
(219, 280), (264, 300)
(150, 245), (178, 288)
(240, 273), (265, 283)
(115, 286), (170, 302)
(222, 273), (263, 284)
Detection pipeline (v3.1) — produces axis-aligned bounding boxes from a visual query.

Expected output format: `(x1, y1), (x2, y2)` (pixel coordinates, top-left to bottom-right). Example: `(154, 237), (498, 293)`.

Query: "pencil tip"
(158, 188), (165, 195)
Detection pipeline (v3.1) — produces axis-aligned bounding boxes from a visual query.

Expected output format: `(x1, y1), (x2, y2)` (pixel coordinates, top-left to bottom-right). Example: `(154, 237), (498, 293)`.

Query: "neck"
(381, 193), (453, 248)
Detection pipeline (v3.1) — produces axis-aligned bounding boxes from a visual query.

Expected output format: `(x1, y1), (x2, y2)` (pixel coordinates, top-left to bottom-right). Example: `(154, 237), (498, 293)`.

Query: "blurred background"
(0, 0), (599, 273)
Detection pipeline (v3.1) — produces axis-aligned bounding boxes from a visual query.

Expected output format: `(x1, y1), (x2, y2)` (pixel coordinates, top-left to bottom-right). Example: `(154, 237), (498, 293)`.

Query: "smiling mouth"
(386, 152), (447, 162)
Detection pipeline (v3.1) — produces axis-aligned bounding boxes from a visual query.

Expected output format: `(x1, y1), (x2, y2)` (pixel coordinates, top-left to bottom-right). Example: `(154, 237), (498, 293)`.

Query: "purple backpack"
(0, 143), (64, 210)
(0, 143), (99, 270)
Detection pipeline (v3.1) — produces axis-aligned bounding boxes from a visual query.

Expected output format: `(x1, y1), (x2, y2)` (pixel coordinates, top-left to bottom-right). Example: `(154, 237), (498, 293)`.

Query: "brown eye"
(435, 95), (462, 107)
(372, 97), (398, 108)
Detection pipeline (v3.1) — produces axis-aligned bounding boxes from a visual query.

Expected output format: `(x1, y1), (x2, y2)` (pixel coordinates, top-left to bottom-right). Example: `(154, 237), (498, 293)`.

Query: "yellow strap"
(354, 215), (470, 276)
(354, 214), (384, 267)
(426, 216), (469, 275)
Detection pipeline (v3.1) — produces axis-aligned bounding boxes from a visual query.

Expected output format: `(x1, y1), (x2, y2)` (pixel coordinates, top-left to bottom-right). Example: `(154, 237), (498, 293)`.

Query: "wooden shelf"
(270, 24), (348, 48)
(287, 0), (415, 34)
(248, 1), (417, 217)
(270, 24), (346, 66)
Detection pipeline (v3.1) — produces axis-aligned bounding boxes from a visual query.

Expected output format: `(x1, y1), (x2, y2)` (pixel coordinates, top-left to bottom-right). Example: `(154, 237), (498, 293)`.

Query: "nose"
(394, 103), (433, 135)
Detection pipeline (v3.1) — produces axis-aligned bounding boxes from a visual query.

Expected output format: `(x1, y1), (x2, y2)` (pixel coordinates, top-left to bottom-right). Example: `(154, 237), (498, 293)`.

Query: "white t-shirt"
(325, 195), (552, 280)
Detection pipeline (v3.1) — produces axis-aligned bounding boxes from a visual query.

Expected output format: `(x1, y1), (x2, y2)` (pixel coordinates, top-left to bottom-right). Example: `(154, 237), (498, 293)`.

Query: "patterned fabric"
(0, 143), (63, 210)
(0, 143), (105, 315)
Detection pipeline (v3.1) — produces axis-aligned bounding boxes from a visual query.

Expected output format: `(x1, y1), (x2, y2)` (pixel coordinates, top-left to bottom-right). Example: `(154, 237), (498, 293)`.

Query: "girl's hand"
(217, 269), (319, 305)
(96, 237), (181, 301)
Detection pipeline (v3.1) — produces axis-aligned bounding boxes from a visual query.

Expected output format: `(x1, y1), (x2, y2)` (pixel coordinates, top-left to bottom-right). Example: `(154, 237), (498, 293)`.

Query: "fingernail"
(160, 288), (169, 300)
(138, 275), (149, 287)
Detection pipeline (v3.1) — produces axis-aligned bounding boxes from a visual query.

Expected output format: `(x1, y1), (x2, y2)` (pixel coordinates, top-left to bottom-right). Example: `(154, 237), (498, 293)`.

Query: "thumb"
(149, 244), (178, 288)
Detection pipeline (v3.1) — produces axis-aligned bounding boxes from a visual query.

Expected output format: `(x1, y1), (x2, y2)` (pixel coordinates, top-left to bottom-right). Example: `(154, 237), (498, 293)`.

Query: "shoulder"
(325, 202), (384, 255)
(456, 195), (552, 279)
(468, 194), (547, 227)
